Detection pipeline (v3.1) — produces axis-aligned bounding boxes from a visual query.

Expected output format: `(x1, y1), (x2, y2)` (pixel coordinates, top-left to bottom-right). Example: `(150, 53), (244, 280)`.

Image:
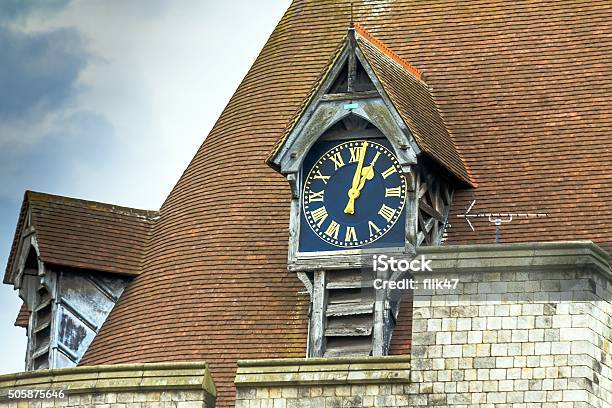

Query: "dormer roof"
(4, 191), (158, 284)
(268, 23), (475, 186)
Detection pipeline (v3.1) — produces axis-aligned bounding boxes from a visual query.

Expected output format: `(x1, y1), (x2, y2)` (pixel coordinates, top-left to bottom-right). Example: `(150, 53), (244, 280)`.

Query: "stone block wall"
(234, 356), (411, 407)
(406, 242), (612, 407)
(0, 362), (216, 408)
(235, 242), (611, 408)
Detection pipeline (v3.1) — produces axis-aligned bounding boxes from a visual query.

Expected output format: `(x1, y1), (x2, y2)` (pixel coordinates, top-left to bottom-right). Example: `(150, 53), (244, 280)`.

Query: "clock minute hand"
(351, 142), (367, 190)
(344, 142), (369, 215)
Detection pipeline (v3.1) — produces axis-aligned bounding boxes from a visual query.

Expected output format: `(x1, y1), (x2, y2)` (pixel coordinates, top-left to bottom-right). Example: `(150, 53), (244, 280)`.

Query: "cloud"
(0, 26), (87, 121)
(0, 1), (116, 203)
(0, 0), (69, 24)
(0, 110), (116, 199)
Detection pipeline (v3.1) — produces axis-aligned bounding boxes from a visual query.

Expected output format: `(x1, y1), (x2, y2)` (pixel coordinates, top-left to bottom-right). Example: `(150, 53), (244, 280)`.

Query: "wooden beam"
(321, 90), (379, 101)
(372, 291), (385, 356)
(325, 315), (373, 336)
(326, 302), (373, 317)
(419, 198), (444, 221)
(309, 270), (326, 357)
(347, 32), (356, 92)
(419, 214), (432, 245)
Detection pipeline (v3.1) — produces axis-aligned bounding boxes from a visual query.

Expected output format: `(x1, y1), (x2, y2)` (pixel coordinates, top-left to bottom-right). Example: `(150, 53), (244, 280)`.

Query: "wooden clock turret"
(267, 24), (473, 357)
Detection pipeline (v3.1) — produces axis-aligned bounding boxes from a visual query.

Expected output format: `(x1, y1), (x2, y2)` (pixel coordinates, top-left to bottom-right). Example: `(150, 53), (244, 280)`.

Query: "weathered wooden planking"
(326, 302), (373, 317)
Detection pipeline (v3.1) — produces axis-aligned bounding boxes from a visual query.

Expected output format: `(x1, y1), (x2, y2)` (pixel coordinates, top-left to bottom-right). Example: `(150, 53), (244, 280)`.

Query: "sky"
(0, 0), (291, 374)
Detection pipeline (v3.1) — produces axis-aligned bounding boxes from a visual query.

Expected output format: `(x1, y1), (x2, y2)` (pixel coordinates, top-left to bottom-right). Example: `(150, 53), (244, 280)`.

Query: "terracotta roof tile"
(356, 26), (474, 186)
(4, 191), (158, 283)
(76, 1), (612, 407)
(14, 302), (29, 328)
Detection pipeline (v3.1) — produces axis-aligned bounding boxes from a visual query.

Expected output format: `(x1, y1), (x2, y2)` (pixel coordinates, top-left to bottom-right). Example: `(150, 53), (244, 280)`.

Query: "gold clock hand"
(345, 143), (376, 215)
(351, 141), (367, 190)
(344, 142), (368, 215)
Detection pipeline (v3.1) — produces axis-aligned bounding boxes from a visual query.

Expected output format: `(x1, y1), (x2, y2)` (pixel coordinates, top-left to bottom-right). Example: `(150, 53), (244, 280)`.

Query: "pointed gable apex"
(267, 24), (475, 187)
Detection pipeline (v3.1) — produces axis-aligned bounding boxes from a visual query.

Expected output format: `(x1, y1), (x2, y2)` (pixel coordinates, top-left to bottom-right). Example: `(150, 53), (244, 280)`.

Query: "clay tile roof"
(14, 302), (29, 328)
(4, 191), (158, 283)
(78, 1), (612, 407)
(355, 23), (475, 186)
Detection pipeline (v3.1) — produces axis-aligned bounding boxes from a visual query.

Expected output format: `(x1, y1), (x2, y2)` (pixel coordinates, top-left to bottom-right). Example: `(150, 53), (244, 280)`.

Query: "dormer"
(267, 24), (475, 357)
(268, 24), (474, 269)
(5, 191), (157, 370)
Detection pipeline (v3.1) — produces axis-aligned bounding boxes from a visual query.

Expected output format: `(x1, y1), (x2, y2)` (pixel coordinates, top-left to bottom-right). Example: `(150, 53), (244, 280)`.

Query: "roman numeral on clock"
(309, 190), (324, 202)
(349, 146), (360, 163)
(368, 220), (380, 236)
(345, 226), (357, 242)
(385, 186), (401, 197)
(313, 170), (330, 184)
(310, 206), (328, 227)
(329, 152), (345, 170)
(381, 166), (397, 179)
(324, 220), (340, 240)
(378, 204), (396, 222)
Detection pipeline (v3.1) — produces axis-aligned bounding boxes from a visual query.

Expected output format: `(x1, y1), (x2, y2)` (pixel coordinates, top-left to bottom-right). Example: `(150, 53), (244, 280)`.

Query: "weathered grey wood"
(280, 98), (417, 174)
(419, 197), (444, 221)
(414, 164), (455, 247)
(288, 247), (407, 272)
(325, 269), (370, 288)
(347, 30), (357, 92)
(404, 166), (419, 252)
(325, 325), (372, 337)
(324, 337), (371, 357)
(419, 215), (432, 245)
(326, 280), (370, 290)
(326, 302), (373, 317)
(320, 90), (379, 101)
(438, 188), (454, 243)
(286, 174), (301, 266)
(296, 272), (313, 295)
(309, 271), (327, 358)
(327, 290), (372, 305)
(325, 314), (373, 337)
(372, 266), (389, 356)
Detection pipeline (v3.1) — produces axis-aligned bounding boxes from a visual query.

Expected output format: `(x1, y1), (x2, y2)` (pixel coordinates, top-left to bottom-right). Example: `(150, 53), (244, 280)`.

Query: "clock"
(300, 139), (407, 251)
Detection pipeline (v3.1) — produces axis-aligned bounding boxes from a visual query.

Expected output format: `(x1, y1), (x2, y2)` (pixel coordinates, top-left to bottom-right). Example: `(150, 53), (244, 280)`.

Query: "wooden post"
(372, 266), (389, 356)
(309, 270), (327, 357)
(347, 29), (357, 92)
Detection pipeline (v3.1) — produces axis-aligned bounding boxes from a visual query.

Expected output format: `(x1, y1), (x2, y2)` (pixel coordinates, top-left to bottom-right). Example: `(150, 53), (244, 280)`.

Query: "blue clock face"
(300, 139), (407, 251)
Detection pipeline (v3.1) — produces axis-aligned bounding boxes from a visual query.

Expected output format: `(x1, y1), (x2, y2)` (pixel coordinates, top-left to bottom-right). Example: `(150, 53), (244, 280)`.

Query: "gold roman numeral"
(349, 147), (360, 163)
(329, 152), (345, 170)
(324, 221), (340, 240)
(309, 190), (324, 202)
(378, 204), (396, 222)
(385, 187), (402, 197)
(368, 220), (380, 236)
(381, 166), (397, 179)
(310, 206), (328, 227)
(345, 226), (357, 242)
(313, 169), (330, 184)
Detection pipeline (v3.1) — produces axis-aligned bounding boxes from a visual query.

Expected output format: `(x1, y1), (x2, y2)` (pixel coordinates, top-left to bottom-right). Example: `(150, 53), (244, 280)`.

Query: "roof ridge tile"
(26, 191), (159, 221)
(354, 22), (423, 81)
